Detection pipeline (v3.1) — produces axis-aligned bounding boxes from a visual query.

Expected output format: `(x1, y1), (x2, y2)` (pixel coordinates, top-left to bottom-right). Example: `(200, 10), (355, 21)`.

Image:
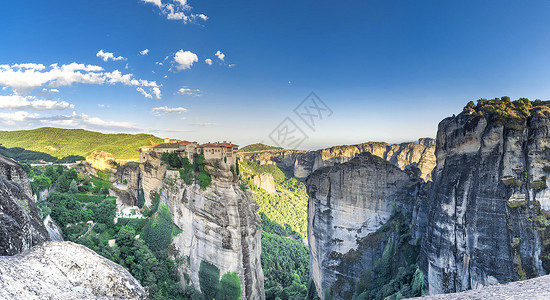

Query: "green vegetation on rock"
(238, 143), (283, 153)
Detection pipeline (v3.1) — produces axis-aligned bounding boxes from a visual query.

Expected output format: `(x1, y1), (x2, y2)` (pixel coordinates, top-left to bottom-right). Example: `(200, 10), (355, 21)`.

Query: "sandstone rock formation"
(139, 150), (166, 206)
(161, 159), (265, 300)
(0, 155), (49, 256)
(0, 241), (147, 300)
(420, 105), (550, 294)
(84, 150), (117, 180)
(242, 139), (436, 181)
(307, 153), (425, 299)
(43, 214), (64, 241)
(253, 172), (276, 194)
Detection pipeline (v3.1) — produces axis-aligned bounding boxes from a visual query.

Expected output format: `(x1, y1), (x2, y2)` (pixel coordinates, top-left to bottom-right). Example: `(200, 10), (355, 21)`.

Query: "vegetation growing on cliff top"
(463, 97), (550, 130)
(0, 127), (162, 160)
(238, 143), (283, 153)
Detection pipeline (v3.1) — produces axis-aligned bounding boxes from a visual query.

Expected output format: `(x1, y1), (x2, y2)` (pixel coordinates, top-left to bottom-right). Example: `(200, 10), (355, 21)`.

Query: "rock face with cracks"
(0, 154), (49, 256)
(160, 159), (265, 299)
(0, 241), (147, 300)
(243, 139), (436, 181)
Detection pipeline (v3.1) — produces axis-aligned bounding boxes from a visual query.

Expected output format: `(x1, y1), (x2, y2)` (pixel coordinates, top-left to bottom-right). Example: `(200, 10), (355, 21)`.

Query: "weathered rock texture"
(413, 274), (550, 300)
(253, 172), (276, 194)
(420, 106), (550, 294)
(139, 150), (166, 206)
(242, 139), (436, 181)
(307, 153), (425, 299)
(84, 150), (117, 180)
(0, 154), (34, 199)
(43, 215), (64, 241)
(0, 155), (49, 256)
(0, 241), (147, 300)
(161, 160), (265, 300)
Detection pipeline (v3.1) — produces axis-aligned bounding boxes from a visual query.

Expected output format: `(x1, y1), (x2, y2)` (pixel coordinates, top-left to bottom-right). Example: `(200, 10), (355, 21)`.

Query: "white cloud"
(228, 64), (236, 68)
(98, 104), (105, 107)
(151, 87), (162, 99)
(174, 50), (198, 71)
(0, 62), (161, 98)
(205, 58), (212, 66)
(137, 87), (153, 99)
(215, 50), (225, 61)
(140, 49), (150, 55)
(0, 111), (38, 125)
(152, 106), (188, 116)
(96, 50), (126, 62)
(178, 87), (201, 96)
(141, 0), (207, 24)
(0, 94), (74, 110)
(13, 63), (46, 70)
(40, 88), (59, 94)
(142, 0), (162, 8)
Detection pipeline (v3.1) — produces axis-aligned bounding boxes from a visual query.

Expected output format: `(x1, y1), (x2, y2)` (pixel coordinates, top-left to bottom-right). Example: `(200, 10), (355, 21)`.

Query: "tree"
(198, 171), (211, 189)
(66, 168), (78, 180)
(69, 179), (79, 193)
(218, 271), (241, 300)
(44, 165), (59, 181)
(34, 174), (52, 191)
(93, 198), (116, 225)
(143, 204), (175, 251)
(199, 261), (220, 300)
(56, 174), (71, 193)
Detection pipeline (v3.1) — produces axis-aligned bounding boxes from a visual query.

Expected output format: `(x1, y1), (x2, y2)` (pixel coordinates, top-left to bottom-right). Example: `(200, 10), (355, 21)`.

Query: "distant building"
(139, 139), (238, 166)
(139, 139), (198, 162)
(197, 141), (239, 165)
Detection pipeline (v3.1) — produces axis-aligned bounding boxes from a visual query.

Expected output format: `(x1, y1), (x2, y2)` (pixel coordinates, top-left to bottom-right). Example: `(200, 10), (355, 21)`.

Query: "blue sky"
(1, 0), (550, 150)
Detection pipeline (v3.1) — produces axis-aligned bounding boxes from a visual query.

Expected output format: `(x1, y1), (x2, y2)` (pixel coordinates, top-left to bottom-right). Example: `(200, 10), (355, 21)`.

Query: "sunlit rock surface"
(0, 241), (147, 300)
(243, 139), (436, 181)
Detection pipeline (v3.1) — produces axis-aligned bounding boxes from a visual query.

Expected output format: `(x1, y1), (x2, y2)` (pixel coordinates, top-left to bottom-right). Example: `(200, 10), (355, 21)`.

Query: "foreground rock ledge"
(0, 241), (147, 300)
(414, 274), (550, 300)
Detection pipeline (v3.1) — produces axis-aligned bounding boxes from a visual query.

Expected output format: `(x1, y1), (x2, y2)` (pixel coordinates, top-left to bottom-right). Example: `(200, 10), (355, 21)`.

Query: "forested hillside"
(0, 127), (162, 160)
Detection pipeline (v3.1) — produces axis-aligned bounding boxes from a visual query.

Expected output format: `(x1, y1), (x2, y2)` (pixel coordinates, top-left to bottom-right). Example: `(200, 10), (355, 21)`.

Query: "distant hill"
(0, 127), (163, 160)
(238, 143), (283, 153)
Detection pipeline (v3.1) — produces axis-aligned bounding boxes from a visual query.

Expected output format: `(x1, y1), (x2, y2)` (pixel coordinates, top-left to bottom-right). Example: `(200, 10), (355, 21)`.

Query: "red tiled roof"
(199, 142), (239, 148)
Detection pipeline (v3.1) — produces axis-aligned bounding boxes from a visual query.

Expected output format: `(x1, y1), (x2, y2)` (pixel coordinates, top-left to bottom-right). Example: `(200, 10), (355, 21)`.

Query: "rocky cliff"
(307, 152), (425, 299)
(84, 150), (118, 180)
(253, 172), (276, 194)
(0, 241), (147, 299)
(0, 155), (49, 256)
(160, 160), (265, 299)
(242, 139), (436, 181)
(420, 102), (550, 294)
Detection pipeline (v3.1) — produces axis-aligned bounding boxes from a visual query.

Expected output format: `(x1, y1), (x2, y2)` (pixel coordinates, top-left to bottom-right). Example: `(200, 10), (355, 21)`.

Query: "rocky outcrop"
(139, 150), (166, 206)
(0, 241), (147, 299)
(413, 274), (550, 300)
(0, 155), (49, 256)
(420, 105), (550, 294)
(84, 150), (117, 180)
(0, 154), (34, 199)
(253, 173), (276, 194)
(307, 153), (425, 299)
(242, 139), (436, 181)
(161, 159), (265, 300)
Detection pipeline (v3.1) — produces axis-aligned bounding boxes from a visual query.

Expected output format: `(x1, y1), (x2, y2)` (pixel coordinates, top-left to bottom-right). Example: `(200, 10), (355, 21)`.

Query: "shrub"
(136, 189), (146, 208)
(199, 261), (220, 300)
(143, 204), (175, 251)
(198, 171), (211, 190)
(218, 271), (241, 300)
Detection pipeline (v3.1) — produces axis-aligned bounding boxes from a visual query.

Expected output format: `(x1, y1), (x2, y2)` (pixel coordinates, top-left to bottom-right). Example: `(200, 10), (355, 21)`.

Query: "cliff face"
(139, 150), (166, 206)
(307, 153), (424, 299)
(0, 155), (49, 256)
(0, 155), (34, 199)
(243, 139), (436, 181)
(420, 106), (550, 294)
(160, 160), (265, 300)
(84, 150), (117, 180)
(0, 241), (147, 299)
